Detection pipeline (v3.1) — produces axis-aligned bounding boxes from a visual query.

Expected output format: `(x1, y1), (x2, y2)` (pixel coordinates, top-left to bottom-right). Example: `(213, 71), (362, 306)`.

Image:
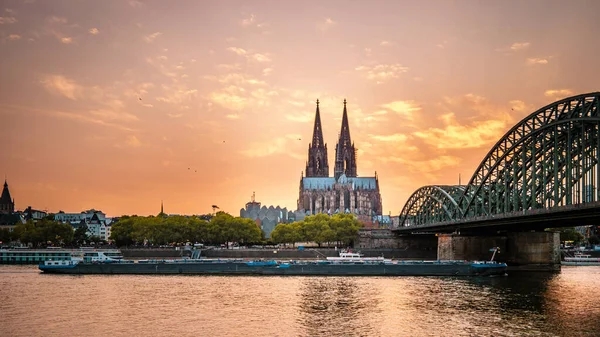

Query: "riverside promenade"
(120, 247), (437, 260)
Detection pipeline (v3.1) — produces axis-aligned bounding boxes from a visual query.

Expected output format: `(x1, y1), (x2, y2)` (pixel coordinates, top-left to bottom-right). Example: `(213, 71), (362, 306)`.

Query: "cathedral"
(297, 99), (383, 217)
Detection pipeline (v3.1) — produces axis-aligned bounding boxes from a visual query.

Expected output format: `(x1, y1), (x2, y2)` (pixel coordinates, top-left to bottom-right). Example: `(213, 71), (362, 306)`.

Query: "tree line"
(0, 219), (75, 247)
(109, 212), (262, 247)
(270, 213), (362, 247)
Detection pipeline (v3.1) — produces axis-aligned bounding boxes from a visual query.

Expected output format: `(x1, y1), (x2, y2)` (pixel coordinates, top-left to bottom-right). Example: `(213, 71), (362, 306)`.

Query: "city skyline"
(1, 0), (600, 216)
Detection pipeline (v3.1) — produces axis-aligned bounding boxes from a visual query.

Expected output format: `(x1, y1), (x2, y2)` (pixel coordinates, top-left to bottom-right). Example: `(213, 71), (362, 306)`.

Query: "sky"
(1, 0), (600, 217)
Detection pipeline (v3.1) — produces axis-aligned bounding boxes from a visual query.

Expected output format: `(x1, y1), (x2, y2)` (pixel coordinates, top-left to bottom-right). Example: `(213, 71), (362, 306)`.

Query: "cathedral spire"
(340, 99), (352, 146)
(305, 99), (329, 177)
(334, 99), (357, 179)
(0, 177), (14, 214)
(311, 99), (325, 147)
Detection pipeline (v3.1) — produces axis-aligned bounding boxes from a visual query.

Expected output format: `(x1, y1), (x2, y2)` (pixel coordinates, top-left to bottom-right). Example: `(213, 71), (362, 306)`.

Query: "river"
(1, 265), (598, 336)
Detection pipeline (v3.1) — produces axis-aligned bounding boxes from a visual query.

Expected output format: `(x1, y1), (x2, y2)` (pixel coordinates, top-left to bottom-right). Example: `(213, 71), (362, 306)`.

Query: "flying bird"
(139, 97), (142, 101)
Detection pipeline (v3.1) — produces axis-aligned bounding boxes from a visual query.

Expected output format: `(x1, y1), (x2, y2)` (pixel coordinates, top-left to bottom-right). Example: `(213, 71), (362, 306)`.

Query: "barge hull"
(40, 262), (506, 276)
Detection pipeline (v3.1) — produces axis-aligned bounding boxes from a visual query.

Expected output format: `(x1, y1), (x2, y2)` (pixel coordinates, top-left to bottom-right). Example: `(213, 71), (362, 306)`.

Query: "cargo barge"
(39, 251), (507, 276)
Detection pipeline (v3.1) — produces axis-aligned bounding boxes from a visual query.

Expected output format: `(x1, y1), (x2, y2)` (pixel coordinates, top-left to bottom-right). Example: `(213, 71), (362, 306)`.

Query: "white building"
(55, 209), (106, 223)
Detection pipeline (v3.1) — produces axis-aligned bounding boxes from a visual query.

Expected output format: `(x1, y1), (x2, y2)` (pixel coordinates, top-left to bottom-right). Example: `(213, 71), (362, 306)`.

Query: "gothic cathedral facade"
(298, 99), (383, 217)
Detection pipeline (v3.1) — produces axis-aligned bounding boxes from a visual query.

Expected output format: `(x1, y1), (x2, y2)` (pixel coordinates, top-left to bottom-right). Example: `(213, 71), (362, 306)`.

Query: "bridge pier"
(437, 231), (560, 271)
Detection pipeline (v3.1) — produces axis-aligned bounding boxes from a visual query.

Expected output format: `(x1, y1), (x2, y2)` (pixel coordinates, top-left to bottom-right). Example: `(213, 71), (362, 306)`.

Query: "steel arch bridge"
(398, 92), (600, 231)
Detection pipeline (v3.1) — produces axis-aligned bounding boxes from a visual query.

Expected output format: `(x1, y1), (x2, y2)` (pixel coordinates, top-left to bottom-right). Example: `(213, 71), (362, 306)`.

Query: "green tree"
(303, 214), (331, 247)
(73, 224), (89, 245)
(554, 227), (585, 244)
(109, 216), (136, 246)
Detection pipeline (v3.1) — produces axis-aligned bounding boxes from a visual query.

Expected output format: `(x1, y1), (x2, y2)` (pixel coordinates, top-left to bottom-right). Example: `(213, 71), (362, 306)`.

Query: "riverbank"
(120, 248), (437, 260)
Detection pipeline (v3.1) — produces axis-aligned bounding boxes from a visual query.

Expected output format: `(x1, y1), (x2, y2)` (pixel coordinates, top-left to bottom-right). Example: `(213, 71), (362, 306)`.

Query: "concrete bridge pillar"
(437, 234), (506, 261)
(437, 231), (560, 271)
(504, 231), (561, 271)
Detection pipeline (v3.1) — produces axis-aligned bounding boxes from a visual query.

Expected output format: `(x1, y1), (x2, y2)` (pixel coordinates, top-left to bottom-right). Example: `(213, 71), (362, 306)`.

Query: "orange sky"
(1, 0), (599, 217)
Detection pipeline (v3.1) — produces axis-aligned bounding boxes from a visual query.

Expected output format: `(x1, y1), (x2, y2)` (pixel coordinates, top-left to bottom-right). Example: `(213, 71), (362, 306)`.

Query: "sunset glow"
(1, 0), (599, 216)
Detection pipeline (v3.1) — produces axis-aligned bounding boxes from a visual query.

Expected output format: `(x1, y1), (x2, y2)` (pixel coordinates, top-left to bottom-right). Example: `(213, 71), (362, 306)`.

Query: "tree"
(109, 216), (136, 246)
(73, 225), (89, 245)
(554, 227), (585, 244)
(13, 219), (73, 247)
(303, 214), (332, 247)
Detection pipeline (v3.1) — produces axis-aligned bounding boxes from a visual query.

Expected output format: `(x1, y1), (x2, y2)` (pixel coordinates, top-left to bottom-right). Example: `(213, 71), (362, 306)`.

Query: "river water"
(1, 265), (599, 337)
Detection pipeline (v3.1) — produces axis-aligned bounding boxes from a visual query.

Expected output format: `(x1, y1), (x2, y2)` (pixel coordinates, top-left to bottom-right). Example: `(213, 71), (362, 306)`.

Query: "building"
(0, 179), (22, 230)
(0, 179), (15, 215)
(55, 209), (106, 223)
(297, 99), (383, 218)
(55, 209), (112, 241)
(240, 192), (289, 238)
(23, 206), (48, 221)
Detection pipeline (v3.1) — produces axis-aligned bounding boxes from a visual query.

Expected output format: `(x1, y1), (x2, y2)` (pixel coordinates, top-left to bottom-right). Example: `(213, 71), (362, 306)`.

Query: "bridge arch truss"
(399, 92), (600, 228)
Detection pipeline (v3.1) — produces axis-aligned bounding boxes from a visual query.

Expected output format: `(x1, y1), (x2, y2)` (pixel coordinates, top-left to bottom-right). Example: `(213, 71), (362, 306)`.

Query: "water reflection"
(297, 277), (380, 336)
(1, 266), (599, 337)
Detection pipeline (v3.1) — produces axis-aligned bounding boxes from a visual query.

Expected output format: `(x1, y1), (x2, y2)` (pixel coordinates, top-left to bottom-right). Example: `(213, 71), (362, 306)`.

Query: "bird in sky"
(139, 97), (142, 101)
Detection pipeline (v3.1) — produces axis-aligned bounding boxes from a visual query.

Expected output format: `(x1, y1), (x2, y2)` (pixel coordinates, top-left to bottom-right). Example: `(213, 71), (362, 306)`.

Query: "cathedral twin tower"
(298, 99), (382, 218)
(306, 99), (357, 179)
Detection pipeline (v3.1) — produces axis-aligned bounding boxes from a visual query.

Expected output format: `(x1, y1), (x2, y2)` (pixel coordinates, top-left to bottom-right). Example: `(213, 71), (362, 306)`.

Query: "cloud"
(369, 133), (408, 142)
(0, 16), (17, 24)
(40, 74), (82, 100)
(241, 135), (301, 158)
(380, 40), (392, 47)
(262, 68), (273, 76)
(355, 63), (409, 83)
(413, 95), (514, 149)
(317, 17), (336, 31)
(252, 53), (271, 62)
(60, 37), (73, 44)
(208, 88), (247, 111)
(241, 14), (256, 26)
(226, 114), (240, 119)
(382, 155), (460, 172)
(125, 135), (142, 148)
(227, 47), (271, 63)
(227, 47), (247, 55)
(129, 0), (144, 8)
(240, 13), (269, 31)
(89, 28), (99, 35)
(167, 113), (183, 118)
(544, 89), (574, 100)
(436, 40), (449, 49)
(89, 109), (139, 122)
(510, 42), (530, 51)
(285, 112), (313, 123)
(2, 104), (137, 132)
(527, 57), (548, 65)
(381, 100), (421, 120)
(8, 34), (21, 40)
(143, 32), (161, 43)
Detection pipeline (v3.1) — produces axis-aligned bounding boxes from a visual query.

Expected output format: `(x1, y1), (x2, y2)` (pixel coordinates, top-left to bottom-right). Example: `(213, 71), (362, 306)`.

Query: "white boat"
(563, 252), (600, 266)
(42, 250), (124, 268)
(326, 250), (391, 263)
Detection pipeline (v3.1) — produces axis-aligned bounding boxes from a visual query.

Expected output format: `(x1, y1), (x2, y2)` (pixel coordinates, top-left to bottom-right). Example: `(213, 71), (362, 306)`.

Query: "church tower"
(0, 178), (15, 214)
(305, 99), (329, 177)
(334, 99), (357, 179)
